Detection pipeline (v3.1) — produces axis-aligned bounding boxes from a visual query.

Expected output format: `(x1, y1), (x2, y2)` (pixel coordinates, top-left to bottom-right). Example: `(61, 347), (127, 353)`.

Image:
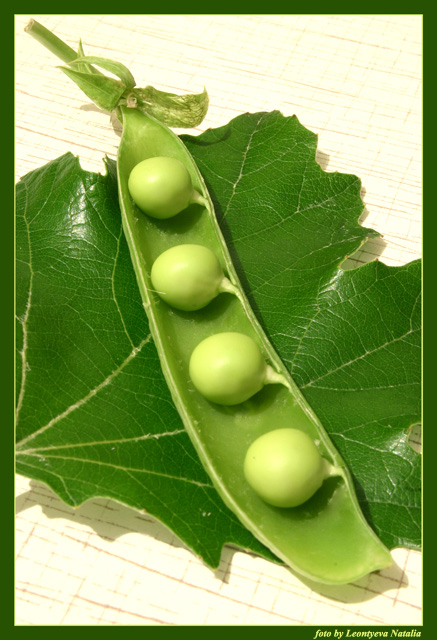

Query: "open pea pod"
(117, 105), (392, 585)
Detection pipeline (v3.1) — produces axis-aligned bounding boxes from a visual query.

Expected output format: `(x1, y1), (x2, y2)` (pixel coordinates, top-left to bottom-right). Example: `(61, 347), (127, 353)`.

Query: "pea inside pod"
(151, 244), (239, 311)
(128, 156), (206, 219)
(244, 428), (336, 508)
(189, 332), (287, 405)
(117, 106), (392, 584)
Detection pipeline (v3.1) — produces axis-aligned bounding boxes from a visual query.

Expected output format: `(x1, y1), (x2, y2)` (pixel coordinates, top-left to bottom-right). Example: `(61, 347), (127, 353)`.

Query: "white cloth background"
(15, 14), (422, 626)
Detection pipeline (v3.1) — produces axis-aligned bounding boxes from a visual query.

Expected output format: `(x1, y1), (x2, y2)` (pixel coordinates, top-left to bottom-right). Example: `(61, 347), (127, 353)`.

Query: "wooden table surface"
(15, 14), (422, 626)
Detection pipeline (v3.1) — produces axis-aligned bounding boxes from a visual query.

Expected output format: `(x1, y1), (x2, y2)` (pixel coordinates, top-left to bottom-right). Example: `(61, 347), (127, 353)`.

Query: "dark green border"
(12, 7), (425, 636)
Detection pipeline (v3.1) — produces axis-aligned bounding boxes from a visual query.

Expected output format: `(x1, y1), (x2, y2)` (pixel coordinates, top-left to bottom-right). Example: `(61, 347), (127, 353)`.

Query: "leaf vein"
(17, 429), (187, 454)
(20, 452), (213, 488)
(301, 328), (418, 388)
(16, 180), (34, 426)
(16, 335), (152, 449)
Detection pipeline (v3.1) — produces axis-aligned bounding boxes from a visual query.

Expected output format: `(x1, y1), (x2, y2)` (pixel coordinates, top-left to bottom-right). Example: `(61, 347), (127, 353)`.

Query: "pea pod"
(116, 106), (392, 584)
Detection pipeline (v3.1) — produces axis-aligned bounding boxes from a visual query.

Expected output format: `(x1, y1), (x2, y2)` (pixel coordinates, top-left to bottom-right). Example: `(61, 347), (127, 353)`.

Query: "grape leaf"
(182, 111), (421, 549)
(15, 112), (421, 569)
(15, 152), (276, 567)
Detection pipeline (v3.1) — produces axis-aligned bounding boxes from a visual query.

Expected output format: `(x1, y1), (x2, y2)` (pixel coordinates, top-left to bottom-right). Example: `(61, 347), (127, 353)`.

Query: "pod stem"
(25, 19), (78, 63)
(25, 20), (209, 127)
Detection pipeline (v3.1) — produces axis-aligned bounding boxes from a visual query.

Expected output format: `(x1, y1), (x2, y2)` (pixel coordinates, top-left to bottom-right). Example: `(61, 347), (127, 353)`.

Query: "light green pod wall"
(117, 106), (392, 585)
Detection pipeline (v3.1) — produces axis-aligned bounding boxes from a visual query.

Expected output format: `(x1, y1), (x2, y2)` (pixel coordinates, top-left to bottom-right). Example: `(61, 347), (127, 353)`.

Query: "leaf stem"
(25, 19), (77, 63)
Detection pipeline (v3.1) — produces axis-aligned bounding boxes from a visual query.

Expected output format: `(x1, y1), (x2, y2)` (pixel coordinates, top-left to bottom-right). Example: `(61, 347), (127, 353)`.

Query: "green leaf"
(130, 85), (209, 127)
(15, 111), (421, 568)
(68, 55), (135, 90)
(59, 66), (127, 112)
(15, 152), (277, 568)
(74, 41), (100, 74)
(182, 111), (421, 549)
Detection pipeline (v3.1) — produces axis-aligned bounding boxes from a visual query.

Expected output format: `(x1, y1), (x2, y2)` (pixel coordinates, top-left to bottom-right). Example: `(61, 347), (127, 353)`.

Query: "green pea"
(128, 156), (205, 219)
(244, 428), (331, 508)
(151, 244), (238, 311)
(189, 332), (269, 405)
